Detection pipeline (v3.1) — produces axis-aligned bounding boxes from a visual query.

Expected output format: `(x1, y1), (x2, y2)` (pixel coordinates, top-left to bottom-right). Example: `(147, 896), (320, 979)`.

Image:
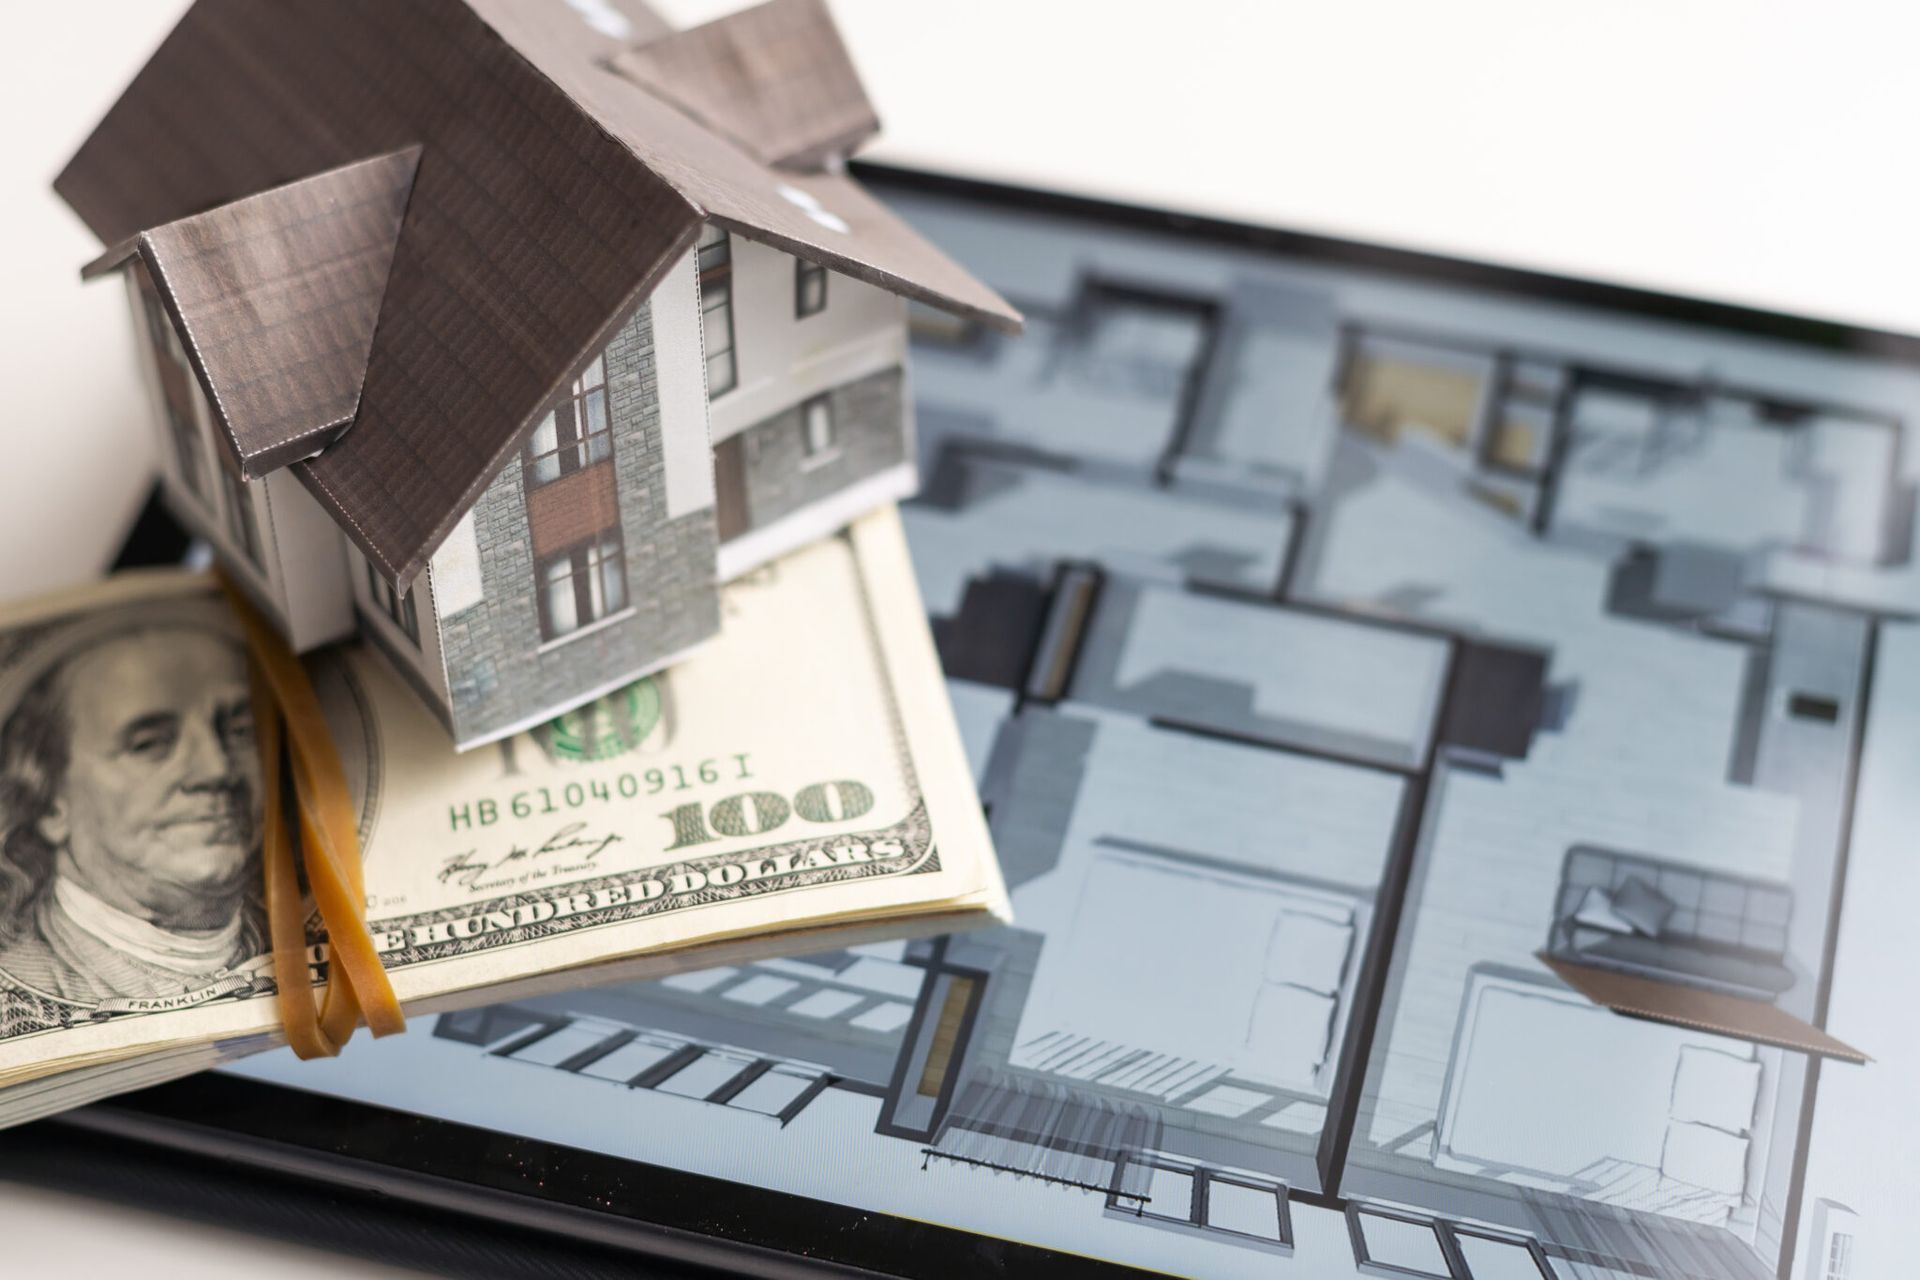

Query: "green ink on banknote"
(538, 678), (663, 763)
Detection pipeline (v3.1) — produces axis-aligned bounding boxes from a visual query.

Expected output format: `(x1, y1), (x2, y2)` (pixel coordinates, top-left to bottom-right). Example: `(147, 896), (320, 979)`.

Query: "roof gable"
(58, 0), (699, 588)
(84, 148), (421, 480)
(582, 55), (1022, 333)
(464, 0), (671, 66)
(610, 0), (879, 171)
(472, 0), (1014, 332)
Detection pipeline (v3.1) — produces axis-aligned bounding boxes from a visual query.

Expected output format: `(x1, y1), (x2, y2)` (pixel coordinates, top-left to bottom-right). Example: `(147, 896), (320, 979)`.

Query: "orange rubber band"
(251, 663), (339, 1057)
(224, 574), (402, 1055)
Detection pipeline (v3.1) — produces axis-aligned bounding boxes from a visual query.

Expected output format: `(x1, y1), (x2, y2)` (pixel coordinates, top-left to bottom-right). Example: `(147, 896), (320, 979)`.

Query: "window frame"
(1104, 1153), (1293, 1253)
(1450, 1225), (1557, 1280)
(219, 465), (265, 571)
(798, 394), (837, 467)
(699, 225), (738, 398)
(1827, 1230), (1854, 1279)
(1345, 1205), (1557, 1280)
(1198, 1172), (1293, 1247)
(794, 256), (828, 319)
(534, 530), (630, 644)
(365, 561), (420, 646)
(1346, 1205), (1451, 1279)
(523, 353), (613, 490)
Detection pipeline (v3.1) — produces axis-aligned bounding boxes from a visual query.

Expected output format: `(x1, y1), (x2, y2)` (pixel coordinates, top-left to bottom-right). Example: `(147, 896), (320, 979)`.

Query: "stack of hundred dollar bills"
(0, 508), (1008, 1128)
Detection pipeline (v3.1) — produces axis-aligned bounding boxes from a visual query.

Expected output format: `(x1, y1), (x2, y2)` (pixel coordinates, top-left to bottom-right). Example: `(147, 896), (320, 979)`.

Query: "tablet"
(61, 164), (1913, 1280)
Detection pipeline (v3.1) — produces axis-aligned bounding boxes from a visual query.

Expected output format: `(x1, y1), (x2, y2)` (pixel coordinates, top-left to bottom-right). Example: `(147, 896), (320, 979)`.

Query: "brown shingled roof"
(82, 148), (421, 480)
(561, 54), (1024, 334)
(610, 0), (879, 171)
(58, 0), (1019, 589)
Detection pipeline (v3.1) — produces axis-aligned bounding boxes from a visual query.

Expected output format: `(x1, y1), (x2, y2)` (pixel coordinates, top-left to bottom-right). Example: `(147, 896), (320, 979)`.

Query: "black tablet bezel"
(60, 1072), (1122, 1278)
(49, 160), (1920, 1279)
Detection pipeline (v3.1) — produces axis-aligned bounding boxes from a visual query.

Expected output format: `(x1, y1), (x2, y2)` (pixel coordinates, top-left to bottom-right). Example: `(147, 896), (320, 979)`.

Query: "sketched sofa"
(1545, 845), (1795, 1001)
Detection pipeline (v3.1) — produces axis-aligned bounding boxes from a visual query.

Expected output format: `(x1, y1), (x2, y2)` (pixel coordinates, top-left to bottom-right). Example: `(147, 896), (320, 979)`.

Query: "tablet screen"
(197, 166), (1914, 1280)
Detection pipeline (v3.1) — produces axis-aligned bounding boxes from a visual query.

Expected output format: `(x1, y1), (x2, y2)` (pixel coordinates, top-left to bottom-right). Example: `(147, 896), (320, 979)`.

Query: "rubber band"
(223, 573), (403, 1055)
(252, 661), (338, 1058)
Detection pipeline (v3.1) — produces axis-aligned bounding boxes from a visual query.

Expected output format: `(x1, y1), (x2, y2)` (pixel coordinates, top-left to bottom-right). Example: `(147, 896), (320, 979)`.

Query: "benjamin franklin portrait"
(0, 610), (267, 1007)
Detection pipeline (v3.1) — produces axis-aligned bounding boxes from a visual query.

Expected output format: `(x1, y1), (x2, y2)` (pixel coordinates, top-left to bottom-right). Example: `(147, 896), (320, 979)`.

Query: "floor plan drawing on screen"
(230, 174), (1918, 1280)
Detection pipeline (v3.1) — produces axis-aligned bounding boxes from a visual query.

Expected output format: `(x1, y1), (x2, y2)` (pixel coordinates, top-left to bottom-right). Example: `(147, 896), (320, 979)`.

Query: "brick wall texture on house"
(735, 365), (906, 537)
(436, 299), (721, 746)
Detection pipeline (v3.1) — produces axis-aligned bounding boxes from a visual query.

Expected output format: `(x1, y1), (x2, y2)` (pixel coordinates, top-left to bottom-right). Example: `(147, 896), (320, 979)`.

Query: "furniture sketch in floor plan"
(228, 175), (1916, 1280)
(1435, 967), (1779, 1225)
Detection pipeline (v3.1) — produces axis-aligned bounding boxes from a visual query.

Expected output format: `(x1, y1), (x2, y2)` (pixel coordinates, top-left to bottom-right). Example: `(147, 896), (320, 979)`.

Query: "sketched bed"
(1010, 843), (1370, 1103)
(1434, 966), (1779, 1227)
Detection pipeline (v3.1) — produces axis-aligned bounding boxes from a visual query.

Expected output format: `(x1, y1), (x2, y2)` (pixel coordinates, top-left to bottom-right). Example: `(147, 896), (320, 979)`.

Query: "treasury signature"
(439, 822), (625, 893)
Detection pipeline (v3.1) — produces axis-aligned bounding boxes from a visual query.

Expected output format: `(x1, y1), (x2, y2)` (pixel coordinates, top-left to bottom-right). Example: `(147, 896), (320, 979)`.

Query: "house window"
(366, 561), (419, 646)
(537, 533), (627, 641)
(219, 466), (264, 570)
(1827, 1231), (1854, 1279)
(137, 283), (209, 504)
(795, 257), (827, 318)
(699, 224), (737, 397)
(799, 395), (835, 464)
(525, 353), (611, 489)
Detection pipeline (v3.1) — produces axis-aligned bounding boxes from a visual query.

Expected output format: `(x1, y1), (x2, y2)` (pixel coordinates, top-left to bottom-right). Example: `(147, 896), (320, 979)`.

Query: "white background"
(3, 0), (1916, 1273)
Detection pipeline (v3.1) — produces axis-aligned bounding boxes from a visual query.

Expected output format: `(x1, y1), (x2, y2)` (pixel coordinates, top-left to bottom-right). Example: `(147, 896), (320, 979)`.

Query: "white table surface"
(4, 0), (1917, 1273)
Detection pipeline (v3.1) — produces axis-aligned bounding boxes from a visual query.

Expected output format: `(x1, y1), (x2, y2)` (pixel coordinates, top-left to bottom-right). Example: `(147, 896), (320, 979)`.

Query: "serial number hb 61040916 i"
(447, 754), (756, 832)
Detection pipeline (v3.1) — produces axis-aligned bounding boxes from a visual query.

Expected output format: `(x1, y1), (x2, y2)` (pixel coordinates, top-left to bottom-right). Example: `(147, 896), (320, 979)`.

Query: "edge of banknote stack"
(0, 508), (1009, 1129)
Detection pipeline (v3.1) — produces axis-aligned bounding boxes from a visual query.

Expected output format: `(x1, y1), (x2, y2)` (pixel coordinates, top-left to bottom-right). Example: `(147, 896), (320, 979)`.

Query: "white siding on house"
(703, 232), (907, 445)
(653, 249), (716, 520)
(261, 471), (355, 651)
(429, 510), (486, 618)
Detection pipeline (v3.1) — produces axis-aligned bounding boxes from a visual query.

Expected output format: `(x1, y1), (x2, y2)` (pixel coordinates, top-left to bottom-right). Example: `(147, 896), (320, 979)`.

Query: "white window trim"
(799, 396), (839, 471)
(535, 603), (637, 655)
(795, 256), (828, 319)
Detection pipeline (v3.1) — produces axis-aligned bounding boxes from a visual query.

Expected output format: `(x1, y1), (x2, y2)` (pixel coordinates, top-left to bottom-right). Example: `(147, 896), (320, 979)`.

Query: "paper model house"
(55, 0), (1020, 749)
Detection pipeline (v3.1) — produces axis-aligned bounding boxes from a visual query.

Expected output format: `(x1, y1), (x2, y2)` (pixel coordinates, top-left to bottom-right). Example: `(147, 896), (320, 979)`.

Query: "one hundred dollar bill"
(0, 508), (1007, 1123)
